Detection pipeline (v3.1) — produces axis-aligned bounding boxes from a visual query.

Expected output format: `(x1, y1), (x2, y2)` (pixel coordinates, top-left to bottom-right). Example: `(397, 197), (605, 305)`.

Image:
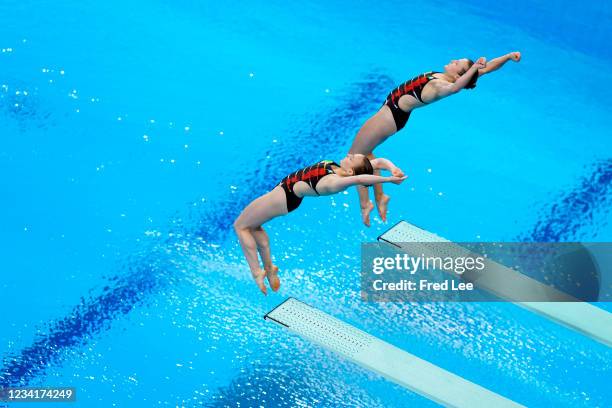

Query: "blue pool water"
(1, 0), (611, 406)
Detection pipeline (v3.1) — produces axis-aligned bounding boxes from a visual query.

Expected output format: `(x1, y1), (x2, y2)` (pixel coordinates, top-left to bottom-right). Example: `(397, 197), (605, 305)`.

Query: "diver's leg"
(368, 153), (391, 223)
(350, 107), (396, 226)
(251, 226), (280, 291)
(233, 227), (266, 293)
(358, 185), (375, 227)
(250, 226), (272, 270)
(234, 186), (287, 294)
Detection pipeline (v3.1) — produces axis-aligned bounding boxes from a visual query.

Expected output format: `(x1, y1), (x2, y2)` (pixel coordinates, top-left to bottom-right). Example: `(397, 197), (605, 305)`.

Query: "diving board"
(378, 220), (612, 348)
(264, 297), (524, 408)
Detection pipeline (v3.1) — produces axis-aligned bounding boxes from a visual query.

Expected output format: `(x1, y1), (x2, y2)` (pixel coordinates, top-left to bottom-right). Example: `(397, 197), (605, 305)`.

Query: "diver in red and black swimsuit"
(234, 154), (406, 295)
(349, 52), (522, 226)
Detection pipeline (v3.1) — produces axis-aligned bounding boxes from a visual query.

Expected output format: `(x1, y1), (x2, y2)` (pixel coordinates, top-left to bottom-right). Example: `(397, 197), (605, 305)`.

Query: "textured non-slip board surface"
(378, 221), (612, 347)
(265, 298), (524, 408)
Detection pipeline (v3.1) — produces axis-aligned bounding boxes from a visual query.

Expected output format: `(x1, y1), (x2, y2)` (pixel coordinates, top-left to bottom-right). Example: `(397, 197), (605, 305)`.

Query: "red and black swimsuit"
(384, 71), (439, 131)
(279, 160), (338, 212)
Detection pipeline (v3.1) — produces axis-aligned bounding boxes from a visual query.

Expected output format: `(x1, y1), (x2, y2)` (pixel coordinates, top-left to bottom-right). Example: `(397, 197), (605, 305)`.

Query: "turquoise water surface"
(1, 0), (611, 406)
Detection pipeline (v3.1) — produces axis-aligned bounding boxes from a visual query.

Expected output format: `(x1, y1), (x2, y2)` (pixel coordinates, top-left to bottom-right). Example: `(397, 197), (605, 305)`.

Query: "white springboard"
(265, 297), (524, 408)
(378, 220), (612, 348)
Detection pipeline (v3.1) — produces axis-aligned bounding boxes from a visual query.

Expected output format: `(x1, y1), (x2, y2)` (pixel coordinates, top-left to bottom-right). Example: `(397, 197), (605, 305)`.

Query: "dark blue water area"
(520, 159), (612, 242)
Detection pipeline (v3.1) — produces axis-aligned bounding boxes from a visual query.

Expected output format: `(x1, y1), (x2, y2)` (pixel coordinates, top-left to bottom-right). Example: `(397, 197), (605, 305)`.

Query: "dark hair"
(353, 155), (374, 176)
(462, 59), (479, 89)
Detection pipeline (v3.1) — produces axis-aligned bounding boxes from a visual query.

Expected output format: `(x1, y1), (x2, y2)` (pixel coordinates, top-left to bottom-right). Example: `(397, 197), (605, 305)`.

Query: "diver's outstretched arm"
(479, 52), (521, 76)
(320, 174), (406, 194)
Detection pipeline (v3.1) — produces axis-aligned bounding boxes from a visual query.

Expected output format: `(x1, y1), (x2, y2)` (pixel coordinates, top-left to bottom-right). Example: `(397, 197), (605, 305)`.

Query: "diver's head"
(340, 154), (374, 176)
(444, 58), (478, 89)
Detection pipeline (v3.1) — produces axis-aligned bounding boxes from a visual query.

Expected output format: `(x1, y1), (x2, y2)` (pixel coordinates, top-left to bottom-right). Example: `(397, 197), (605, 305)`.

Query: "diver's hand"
(474, 57), (487, 69)
(389, 176), (407, 185)
(391, 167), (405, 177)
(508, 51), (521, 62)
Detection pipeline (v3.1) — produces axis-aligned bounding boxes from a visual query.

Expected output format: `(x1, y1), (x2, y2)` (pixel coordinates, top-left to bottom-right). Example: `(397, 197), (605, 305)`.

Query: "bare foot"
(265, 265), (281, 292)
(376, 194), (390, 222)
(252, 269), (267, 295)
(361, 200), (375, 227)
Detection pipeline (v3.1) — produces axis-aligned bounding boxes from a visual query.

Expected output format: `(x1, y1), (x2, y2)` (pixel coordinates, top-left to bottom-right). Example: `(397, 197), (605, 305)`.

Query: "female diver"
(234, 154), (406, 294)
(351, 52), (522, 226)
